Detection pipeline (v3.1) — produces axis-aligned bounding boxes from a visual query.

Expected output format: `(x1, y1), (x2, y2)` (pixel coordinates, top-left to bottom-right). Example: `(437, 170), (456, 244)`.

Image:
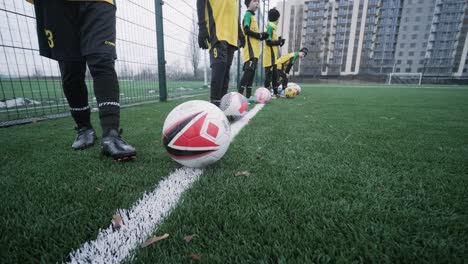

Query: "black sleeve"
(284, 58), (295, 73)
(244, 26), (262, 39)
(266, 39), (282, 46)
(197, 0), (207, 27)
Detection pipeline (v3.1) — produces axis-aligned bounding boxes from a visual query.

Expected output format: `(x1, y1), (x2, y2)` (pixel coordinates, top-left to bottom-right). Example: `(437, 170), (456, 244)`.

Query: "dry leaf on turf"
(184, 234), (197, 243)
(234, 171), (251, 177)
(113, 214), (122, 229)
(141, 233), (170, 248)
(190, 254), (202, 260)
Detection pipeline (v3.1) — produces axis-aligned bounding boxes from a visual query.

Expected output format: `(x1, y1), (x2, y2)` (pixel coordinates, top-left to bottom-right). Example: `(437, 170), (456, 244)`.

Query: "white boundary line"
(67, 104), (265, 264)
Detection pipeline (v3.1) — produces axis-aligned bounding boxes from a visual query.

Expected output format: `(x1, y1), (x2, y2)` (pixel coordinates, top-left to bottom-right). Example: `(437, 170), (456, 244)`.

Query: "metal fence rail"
(0, 0), (271, 127)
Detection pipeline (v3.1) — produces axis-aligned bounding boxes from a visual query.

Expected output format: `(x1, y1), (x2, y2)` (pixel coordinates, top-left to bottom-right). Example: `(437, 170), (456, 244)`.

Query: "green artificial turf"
(1, 85), (467, 263)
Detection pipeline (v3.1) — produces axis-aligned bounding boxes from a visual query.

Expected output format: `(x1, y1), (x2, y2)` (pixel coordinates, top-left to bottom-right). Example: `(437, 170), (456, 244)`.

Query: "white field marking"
(66, 103), (265, 264)
(230, 104), (265, 139)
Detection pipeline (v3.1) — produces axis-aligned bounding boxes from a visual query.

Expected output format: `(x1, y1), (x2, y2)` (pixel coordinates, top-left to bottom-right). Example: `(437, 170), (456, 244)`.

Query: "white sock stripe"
(98, 102), (120, 108)
(70, 106), (90, 111)
(66, 104), (264, 264)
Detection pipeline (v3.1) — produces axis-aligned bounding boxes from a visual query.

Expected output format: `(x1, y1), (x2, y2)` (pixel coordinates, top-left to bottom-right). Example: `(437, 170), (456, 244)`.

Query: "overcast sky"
(0, 0), (281, 77)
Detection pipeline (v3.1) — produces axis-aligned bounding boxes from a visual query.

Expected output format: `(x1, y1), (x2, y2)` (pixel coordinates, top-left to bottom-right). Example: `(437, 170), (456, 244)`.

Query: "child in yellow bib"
(277, 48), (308, 92)
(238, 0), (269, 101)
(263, 8), (285, 98)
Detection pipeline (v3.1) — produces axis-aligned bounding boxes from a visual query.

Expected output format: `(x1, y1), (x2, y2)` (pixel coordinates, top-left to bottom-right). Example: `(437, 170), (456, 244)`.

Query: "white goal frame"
(387, 73), (423, 85)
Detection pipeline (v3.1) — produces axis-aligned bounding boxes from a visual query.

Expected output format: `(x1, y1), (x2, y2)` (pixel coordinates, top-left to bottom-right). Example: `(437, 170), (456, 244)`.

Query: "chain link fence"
(0, 0), (271, 127)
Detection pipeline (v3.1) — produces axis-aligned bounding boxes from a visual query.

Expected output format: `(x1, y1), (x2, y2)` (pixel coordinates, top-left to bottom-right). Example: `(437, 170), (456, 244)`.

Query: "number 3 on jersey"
(44, 29), (54, 48)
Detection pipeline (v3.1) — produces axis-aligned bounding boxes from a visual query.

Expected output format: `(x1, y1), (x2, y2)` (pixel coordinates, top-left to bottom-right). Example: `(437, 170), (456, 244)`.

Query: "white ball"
(254, 87), (271, 104)
(162, 100), (231, 168)
(220, 92), (248, 120)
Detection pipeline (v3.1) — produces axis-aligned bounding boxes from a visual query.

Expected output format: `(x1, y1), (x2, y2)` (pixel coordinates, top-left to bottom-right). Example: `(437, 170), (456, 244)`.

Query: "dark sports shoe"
(72, 127), (97, 150)
(101, 129), (136, 161)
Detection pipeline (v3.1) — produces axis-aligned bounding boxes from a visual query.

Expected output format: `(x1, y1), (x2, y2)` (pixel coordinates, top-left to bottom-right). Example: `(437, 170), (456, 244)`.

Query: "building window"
(421, 51), (426, 56)
(396, 68), (401, 72)
(400, 43), (405, 48)
(407, 60), (413, 65)
(397, 60), (402, 64)
(410, 43), (416, 48)
(419, 59), (425, 64)
(415, 16), (421, 22)
(405, 68), (412, 73)
(402, 34), (407, 40)
(409, 52), (415, 56)
(412, 34), (418, 39)
(416, 8), (422, 13)
(399, 52), (403, 56)
(418, 0), (424, 3)
(413, 25), (419, 30)
(417, 68), (422, 73)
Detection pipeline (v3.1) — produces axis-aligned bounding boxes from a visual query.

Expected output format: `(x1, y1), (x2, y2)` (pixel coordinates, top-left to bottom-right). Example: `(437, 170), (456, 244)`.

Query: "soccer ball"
(285, 86), (298, 98)
(162, 100), (231, 168)
(220, 92), (248, 120)
(254, 87), (271, 104)
(288, 82), (301, 95)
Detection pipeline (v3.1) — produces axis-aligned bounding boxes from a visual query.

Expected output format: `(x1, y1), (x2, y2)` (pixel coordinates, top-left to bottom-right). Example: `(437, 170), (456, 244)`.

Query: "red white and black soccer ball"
(220, 92), (248, 121)
(162, 100), (231, 168)
(254, 87), (271, 104)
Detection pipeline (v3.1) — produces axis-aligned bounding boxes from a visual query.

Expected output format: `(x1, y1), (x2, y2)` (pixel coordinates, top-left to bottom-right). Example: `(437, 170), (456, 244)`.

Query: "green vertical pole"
(260, 0), (266, 85)
(155, 0), (167, 102)
(237, 0), (241, 89)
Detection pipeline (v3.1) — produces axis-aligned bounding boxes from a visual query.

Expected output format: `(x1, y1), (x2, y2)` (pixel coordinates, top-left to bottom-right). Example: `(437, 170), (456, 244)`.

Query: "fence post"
(155, 0), (167, 102)
(260, 0), (266, 86)
(237, 0), (242, 89)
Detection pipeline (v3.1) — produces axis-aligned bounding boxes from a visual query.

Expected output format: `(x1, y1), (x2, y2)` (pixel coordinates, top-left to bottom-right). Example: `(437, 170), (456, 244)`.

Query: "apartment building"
(299, 0), (468, 77)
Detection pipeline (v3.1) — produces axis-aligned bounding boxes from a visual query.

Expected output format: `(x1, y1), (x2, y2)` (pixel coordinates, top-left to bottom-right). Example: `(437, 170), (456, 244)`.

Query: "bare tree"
(188, 12), (200, 79)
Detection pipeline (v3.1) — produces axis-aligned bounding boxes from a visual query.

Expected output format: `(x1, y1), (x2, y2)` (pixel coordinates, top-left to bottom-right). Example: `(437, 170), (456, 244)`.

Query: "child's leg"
(82, 2), (135, 159)
(282, 75), (289, 89)
(238, 72), (247, 95)
(209, 41), (229, 106)
(221, 45), (237, 98)
(277, 69), (288, 90)
(238, 61), (251, 95)
(264, 66), (272, 89)
(246, 58), (258, 98)
(58, 60), (90, 129)
(240, 58), (257, 98)
(271, 65), (279, 95)
(86, 53), (120, 136)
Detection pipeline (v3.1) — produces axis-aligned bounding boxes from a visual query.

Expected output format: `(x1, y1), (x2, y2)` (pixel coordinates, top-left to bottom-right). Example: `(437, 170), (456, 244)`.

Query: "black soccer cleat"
(72, 127), (97, 150)
(101, 129), (136, 161)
